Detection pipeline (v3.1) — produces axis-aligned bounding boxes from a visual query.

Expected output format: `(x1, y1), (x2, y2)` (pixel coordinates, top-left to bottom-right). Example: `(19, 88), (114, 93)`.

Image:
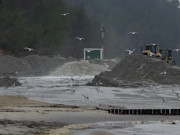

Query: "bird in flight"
(124, 49), (136, 55)
(128, 32), (138, 35)
(149, 52), (155, 57)
(76, 37), (85, 41)
(24, 47), (35, 52)
(61, 13), (70, 16)
(173, 49), (180, 52)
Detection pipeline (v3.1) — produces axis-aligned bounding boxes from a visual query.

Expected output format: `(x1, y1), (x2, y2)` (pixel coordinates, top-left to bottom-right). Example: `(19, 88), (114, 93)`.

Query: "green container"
(84, 48), (103, 60)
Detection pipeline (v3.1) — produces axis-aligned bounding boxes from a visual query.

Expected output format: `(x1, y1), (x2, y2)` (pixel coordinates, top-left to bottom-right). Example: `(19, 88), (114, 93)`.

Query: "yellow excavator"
(142, 43), (162, 57)
(160, 49), (175, 65)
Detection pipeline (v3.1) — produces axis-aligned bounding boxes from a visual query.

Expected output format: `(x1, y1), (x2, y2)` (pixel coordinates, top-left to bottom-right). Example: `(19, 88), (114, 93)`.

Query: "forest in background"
(0, 0), (180, 59)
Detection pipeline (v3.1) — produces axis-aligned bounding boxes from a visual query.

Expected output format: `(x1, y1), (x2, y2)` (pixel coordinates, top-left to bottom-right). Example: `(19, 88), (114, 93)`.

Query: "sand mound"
(92, 54), (180, 87)
(0, 55), (67, 77)
(49, 60), (108, 76)
(0, 77), (21, 87)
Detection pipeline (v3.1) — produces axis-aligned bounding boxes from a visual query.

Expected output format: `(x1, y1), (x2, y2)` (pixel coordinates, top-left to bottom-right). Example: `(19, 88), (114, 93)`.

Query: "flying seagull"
(61, 13), (70, 16)
(173, 49), (180, 52)
(76, 37), (85, 41)
(95, 87), (100, 93)
(124, 49), (136, 55)
(82, 95), (89, 100)
(128, 32), (138, 35)
(24, 47), (35, 52)
(149, 52), (155, 57)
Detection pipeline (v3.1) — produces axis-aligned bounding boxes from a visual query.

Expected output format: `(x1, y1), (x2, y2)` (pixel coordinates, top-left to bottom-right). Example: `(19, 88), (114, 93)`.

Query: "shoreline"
(1, 95), (180, 135)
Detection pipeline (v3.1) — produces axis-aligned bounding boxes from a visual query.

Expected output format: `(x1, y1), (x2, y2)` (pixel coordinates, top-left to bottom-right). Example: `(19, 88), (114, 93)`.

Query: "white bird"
(15, 71), (18, 74)
(160, 71), (167, 75)
(128, 32), (138, 35)
(76, 37), (85, 40)
(61, 13), (70, 16)
(98, 82), (103, 85)
(149, 52), (155, 57)
(173, 49), (180, 52)
(124, 49), (136, 55)
(24, 47), (35, 52)
(104, 62), (109, 68)
(111, 59), (118, 62)
(12, 83), (16, 87)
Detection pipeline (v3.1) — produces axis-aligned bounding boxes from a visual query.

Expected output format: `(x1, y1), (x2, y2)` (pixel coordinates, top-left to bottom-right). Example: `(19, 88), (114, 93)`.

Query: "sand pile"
(92, 54), (180, 87)
(0, 77), (21, 87)
(0, 55), (67, 77)
(49, 60), (108, 76)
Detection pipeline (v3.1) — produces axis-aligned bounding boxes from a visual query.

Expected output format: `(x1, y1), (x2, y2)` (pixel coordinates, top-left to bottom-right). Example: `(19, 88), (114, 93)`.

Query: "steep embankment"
(92, 54), (180, 87)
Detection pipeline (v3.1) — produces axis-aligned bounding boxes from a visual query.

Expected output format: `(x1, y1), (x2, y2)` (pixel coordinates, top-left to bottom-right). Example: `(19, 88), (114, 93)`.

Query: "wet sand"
(1, 95), (180, 135)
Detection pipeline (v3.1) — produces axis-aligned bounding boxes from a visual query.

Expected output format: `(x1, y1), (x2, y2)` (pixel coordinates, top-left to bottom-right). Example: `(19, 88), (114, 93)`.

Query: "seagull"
(128, 32), (138, 35)
(82, 95), (89, 100)
(61, 13), (70, 16)
(24, 47), (35, 52)
(124, 49), (136, 55)
(76, 37), (85, 41)
(98, 82), (103, 85)
(12, 83), (16, 87)
(149, 52), (155, 57)
(162, 97), (166, 102)
(111, 59), (118, 62)
(104, 62), (109, 68)
(173, 49), (180, 52)
(95, 87), (100, 93)
(71, 89), (75, 94)
(71, 78), (75, 82)
(160, 71), (167, 75)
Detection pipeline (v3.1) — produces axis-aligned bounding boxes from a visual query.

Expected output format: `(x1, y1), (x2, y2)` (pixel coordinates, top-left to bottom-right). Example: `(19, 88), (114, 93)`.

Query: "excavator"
(160, 49), (175, 65)
(142, 43), (162, 57)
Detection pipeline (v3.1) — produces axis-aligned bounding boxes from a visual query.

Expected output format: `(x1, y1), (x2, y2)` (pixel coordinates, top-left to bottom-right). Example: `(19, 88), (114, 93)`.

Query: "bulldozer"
(160, 49), (175, 65)
(142, 43), (162, 57)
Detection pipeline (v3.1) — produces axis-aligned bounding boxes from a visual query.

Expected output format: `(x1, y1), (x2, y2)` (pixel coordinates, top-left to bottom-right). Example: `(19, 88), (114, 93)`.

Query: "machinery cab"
(142, 43), (162, 57)
(160, 49), (175, 65)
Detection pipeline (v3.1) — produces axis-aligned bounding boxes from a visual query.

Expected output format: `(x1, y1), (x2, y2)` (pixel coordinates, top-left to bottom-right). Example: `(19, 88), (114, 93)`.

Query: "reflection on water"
(70, 121), (180, 135)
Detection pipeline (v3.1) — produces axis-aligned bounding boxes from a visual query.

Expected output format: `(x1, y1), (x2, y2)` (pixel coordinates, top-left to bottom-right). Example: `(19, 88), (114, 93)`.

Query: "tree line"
(0, 0), (179, 58)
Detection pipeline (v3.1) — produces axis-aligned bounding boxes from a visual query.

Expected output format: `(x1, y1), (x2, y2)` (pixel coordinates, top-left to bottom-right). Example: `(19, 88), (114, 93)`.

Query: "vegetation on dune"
(0, 0), (179, 58)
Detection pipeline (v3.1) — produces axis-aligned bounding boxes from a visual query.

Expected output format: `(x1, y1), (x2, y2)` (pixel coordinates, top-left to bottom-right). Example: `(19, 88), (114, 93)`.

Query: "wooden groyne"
(106, 109), (180, 115)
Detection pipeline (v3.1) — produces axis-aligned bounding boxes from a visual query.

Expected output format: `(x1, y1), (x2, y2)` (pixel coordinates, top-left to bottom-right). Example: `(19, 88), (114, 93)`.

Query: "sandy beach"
(1, 95), (180, 135)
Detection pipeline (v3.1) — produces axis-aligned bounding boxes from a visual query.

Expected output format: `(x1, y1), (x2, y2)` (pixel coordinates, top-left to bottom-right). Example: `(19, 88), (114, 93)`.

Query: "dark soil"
(92, 54), (180, 87)
(0, 77), (21, 87)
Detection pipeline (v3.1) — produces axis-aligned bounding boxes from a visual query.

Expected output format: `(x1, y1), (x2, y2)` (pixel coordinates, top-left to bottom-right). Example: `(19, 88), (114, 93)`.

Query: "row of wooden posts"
(107, 109), (180, 115)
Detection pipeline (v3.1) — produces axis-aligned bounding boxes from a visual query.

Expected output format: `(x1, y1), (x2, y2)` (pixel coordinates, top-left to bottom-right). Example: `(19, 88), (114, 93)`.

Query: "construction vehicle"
(160, 49), (175, 65)
(142, 43), (162, 57)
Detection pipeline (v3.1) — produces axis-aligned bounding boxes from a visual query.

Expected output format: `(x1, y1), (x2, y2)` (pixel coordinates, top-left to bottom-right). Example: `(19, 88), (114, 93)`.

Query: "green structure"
(84, 48), (104, 60)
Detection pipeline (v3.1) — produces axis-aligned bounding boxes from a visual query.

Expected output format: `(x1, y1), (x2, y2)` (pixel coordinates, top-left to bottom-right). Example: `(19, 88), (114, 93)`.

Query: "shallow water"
(70, 121), (180, 135)
(1, 76), (180, 135)
(0, 76), (180, 109)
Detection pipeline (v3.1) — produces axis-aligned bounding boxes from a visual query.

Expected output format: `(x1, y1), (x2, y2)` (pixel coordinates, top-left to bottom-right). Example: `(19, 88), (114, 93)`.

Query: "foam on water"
(49, 60), (108, 76)
(0, 76), (180, 109)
